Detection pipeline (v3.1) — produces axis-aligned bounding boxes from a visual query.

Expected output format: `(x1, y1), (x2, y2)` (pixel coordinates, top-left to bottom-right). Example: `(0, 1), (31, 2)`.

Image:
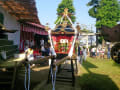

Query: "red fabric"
(19, 23), (48, 52)
(19, 24), (25, 52)
(52, 35), (74, 54)
(22, 24), (48, 35)
(27, 22), (45, 29)
(19, 24), (23, 51)
(33, 50), (41, 58)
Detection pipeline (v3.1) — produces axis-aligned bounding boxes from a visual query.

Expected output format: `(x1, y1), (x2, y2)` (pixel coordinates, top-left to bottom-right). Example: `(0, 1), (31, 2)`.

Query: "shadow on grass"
(82, 60), (98, 73)
(77, 60), (119, 90)
(112, 61), (120, 68)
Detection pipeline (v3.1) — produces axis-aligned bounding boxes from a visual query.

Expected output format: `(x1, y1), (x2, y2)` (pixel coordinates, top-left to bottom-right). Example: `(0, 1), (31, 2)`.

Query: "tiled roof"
(0, 0), (40, 24)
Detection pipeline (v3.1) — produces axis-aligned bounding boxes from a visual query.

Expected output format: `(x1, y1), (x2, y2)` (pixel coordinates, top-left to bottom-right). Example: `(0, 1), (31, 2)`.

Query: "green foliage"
(87, 0), (120, 44)
(81, 29), (92, 33)
(96, 0), (120, 28)
(88, 7), (97, 18)
(87, 0), (120, 28)
(98, 36), (104, 44)
(55, 0), (76, 24)
(87, 0), (99, 18)
(87, 0), (99, 6)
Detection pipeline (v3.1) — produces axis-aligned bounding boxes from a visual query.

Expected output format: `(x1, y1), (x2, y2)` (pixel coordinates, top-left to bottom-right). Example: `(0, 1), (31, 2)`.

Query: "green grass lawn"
(77, 57), (120, 90)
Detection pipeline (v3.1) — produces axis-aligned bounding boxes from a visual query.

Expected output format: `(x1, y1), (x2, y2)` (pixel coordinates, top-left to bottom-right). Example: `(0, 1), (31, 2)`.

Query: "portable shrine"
(48, 8), (77, 58)
(47, 9), (78, 88)
(51, 23), (75, 54)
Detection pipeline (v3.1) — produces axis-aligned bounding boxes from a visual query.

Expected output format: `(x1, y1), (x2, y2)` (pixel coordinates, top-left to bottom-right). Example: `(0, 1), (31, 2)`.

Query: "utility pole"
(96, 19), (99, 47)
(90, 24), (93, 47)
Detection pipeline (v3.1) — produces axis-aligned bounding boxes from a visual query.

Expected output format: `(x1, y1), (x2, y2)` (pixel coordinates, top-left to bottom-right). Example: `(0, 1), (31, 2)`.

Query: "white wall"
(0, 6), (20, 46)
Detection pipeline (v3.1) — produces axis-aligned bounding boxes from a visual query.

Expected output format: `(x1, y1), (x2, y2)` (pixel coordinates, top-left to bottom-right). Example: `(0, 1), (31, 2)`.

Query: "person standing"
(107, 46), (111, 59)
(96, 48), (100, 58)
(30, 40), (34, 47)
(80, 47), (83, 64)
(40, 38), (44, 46)
(44, 43), (50, 56)
(24, 43), (29, 51)
(83, 47), (87, 61)
(102, 48), (105, 59)
(25, 47), (34, 61)
(91, 47), (96, 58)
(77, 45), (80, 62)
(41, 45), (45, 56)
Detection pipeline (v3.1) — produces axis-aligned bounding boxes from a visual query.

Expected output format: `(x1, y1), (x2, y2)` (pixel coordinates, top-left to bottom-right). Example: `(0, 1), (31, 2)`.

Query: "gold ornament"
(64, 8), (68, 16)
(62, 21), (67, 28)
(45, 23), (49, 31)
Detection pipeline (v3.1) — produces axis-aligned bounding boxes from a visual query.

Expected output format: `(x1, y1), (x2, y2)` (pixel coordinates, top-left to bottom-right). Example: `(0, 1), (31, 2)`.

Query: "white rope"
(49, 12), (77, 58)
(47, 11), (77, 90)
(48, 29), (56, 56)
(28, 64), (30, 90)
(24, 65), (27, 90)
(56, 15), (64, 25)
(60, 15), (65, 24)
(55, 17), (61, 25)
(66, 15), (77, 57)
(51, 65), (58, 90)
(24, 64), (30, 90)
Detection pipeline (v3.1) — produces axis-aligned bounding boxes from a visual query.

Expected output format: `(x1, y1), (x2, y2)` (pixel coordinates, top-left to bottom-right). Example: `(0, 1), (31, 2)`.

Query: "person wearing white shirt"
(30, 40), (34, 47)
(91, 47), (96, 57)
(41, 45), (45, 56)
(40, 38), (44, 46)
(25, 47), (34, 61)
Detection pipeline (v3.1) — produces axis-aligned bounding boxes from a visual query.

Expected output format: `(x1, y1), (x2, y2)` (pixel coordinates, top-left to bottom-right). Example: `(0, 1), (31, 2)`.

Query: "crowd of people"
(24, 38), (56, 66)
(77, 45), (111, 65)
(24, 37), (112, 66)
(90, 46), (111, 59)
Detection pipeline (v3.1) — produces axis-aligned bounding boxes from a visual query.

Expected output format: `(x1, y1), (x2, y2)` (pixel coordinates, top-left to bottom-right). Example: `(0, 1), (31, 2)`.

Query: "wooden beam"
(28, 56), (53, 64)
(22, 17), (37, 20)
(18, 19), (40, 24)
(11, 61), (17, 90)
(54, 56), (70, 66)
(9, 11), (30, 14)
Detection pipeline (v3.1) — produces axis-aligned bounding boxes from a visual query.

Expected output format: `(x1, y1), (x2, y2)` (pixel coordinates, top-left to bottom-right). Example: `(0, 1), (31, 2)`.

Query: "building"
(0, 0), (48, 51)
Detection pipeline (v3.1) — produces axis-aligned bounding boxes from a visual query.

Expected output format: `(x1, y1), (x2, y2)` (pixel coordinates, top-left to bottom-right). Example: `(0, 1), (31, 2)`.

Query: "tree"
(87, 0), (100, 45)
(87, 0), (99, 19)
(96, 0), (120, 28)
(87, 0), (120, 28)
(55, 0), (76, 24)
(87, 0), (120, 44)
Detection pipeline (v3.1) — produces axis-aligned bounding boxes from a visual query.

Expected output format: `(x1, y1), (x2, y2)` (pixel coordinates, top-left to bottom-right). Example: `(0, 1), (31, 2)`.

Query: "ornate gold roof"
(52, 24), (75, 35)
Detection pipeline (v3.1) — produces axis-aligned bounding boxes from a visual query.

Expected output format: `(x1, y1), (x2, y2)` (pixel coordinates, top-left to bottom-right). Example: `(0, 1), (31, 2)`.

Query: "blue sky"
(36, 0), (96, 32)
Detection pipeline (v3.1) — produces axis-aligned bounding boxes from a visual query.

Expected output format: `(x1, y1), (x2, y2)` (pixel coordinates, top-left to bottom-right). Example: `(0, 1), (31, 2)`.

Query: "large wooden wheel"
(111, 43), (120, 63)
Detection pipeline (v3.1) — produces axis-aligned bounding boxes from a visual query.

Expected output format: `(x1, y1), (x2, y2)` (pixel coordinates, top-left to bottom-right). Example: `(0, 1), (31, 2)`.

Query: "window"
(0, 12), (4, 24)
